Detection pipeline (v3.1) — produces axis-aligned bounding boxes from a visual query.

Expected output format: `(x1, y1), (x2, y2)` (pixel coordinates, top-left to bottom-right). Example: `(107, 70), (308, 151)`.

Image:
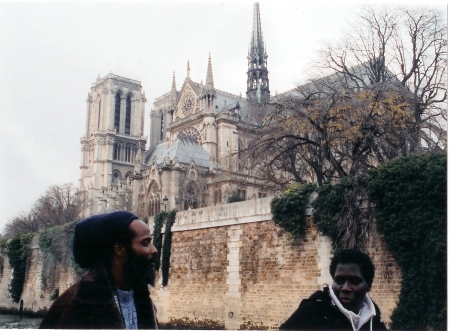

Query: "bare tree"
(247, 82), (417, 187)
(4, 183), (88, 237)
(33, 183), (88, 227)
(315, 5), (447, 152)
(116, 186), (134, 212)
(244, 5), (446, 188)
(3, 211), (41, 238)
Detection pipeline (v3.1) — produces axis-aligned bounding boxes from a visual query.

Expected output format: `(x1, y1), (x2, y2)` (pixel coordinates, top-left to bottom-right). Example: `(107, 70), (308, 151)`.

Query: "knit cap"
(73, 211), (139, 268)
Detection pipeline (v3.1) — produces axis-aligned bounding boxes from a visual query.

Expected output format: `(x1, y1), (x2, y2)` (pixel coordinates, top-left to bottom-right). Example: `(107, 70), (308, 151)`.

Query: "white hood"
(329, 288), (376, 331)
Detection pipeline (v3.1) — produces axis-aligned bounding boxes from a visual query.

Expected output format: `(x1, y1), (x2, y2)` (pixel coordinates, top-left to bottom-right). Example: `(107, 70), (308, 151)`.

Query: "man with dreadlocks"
(40, 211), (158, 329)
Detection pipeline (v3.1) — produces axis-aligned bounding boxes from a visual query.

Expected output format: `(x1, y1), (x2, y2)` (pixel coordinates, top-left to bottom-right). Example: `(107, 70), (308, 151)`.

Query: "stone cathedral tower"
(79, 74), (147, 216)
(246, 2), (270, 103)
(78, 3), (277, 218)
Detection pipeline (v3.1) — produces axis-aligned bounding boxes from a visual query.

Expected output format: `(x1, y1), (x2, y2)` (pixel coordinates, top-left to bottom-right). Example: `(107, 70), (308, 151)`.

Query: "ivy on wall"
(312, 174), (373, 250)
(270, 183), (316, 238)
(0, 256), (4, 278)
(368, 152), (447, 330)
(0, 238), (7, 277)
(310, 181), (340, 242)
(6, 233), (33, 303)
(152, 209), (178, 286)
(161, 210), (176, 287)
(152, 212), (166, 272)
(0, 238), (8, 253)
(38, 221), (82, 294)
(271, 152), (446, 330)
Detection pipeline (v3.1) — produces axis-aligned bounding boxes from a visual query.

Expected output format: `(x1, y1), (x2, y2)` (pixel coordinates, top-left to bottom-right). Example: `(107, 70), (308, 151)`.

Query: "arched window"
(238, 139), (242, 158)
(184, 181), (198, 210)
(160, 112), (164, 141)
(124, 171), (133, 184)
(114, 92), (121, 132)
(148, 183), (161, 216)
(214, 190), (221, 205)
(149, 201), (155, 216)
(112, 170), (122, 184)
(98, 100), (101, 129)
(125, 144), (132, 163)
(113, 142), (120, 161)
(125, 95), (131, 134)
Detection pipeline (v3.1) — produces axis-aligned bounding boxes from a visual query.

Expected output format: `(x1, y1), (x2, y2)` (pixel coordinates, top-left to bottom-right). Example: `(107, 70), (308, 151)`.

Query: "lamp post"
(162, 196), (168, 211)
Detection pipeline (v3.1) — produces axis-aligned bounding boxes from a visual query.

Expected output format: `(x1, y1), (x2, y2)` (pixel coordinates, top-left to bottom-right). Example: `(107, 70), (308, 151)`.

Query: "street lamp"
(162, 196), (168, 211)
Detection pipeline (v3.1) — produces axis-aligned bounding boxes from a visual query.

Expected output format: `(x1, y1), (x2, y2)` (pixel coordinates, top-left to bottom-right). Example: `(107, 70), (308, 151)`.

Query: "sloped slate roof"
(144, 141), (168, 165)
(144, 138), (221, 169)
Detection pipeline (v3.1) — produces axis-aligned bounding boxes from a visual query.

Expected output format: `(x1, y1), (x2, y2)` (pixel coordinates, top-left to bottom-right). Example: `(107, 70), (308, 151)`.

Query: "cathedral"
(79, 3), (278, 218)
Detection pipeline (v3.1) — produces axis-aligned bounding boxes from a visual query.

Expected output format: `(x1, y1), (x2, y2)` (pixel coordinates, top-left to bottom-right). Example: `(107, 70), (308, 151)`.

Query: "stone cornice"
(169, 115), (204, 131)
(168, 197), (273, 232)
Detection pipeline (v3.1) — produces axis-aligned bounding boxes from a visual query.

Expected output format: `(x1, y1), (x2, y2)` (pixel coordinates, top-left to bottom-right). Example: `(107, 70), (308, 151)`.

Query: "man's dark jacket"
(39, 268), (158, 329)
(280, 287), (387, 330)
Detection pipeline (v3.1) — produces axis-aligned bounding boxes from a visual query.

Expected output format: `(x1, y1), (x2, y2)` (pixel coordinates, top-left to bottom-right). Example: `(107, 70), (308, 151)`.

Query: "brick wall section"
(239, 220), (328, 329)
(365, 234), (402, 326)
(0, 198), (401, 329)
(235, 220), (401, 329)
(150, 226), (229, 328)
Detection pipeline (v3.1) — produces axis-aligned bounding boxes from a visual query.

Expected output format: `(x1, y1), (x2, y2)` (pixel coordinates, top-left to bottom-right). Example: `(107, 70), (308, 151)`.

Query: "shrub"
(311, 180), (340, 243)
(368, 152), (447, 330)
(0, 238), (8, 253)
(7, 233), (33, 302)
(312, 174), (373, 250)
(270, 183), (316, 238)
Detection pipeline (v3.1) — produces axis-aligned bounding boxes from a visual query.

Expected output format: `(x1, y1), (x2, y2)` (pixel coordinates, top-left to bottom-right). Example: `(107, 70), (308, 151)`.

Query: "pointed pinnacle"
(187, 60), (190, 79)
(172, 71), (176, 90)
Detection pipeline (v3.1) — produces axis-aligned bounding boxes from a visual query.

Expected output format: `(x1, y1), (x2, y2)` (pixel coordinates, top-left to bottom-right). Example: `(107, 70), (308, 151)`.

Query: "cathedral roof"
(215, 91), (248, 114)
(144, 141), (168, 165)
(144, 138), (221, 169)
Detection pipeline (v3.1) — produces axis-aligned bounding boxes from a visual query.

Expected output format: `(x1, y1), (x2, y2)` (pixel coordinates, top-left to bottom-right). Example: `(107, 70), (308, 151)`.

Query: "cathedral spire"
(201, 53), (216, 113)
(246, 2), (270, 103)
(204, 52), (215, 93)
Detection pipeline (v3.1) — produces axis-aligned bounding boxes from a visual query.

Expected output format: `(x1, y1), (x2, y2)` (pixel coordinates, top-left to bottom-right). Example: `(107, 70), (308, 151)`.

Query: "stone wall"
(0, 197), (401, 329)
(0, 236), (79, 315)
(0, 252), (14, 312)
(151, 197), (401, 329)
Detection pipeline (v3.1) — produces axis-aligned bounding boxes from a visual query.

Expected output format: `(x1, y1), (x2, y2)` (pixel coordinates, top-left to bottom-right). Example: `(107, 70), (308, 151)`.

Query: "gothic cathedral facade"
(79, 3), (275, 218)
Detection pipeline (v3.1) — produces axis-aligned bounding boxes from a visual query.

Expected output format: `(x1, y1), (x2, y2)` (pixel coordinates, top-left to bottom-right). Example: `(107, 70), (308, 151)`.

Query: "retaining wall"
(0, 197), (401, 329)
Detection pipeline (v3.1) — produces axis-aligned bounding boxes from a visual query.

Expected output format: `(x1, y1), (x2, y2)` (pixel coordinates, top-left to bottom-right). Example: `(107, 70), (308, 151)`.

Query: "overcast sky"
(0, 1), (445, 233)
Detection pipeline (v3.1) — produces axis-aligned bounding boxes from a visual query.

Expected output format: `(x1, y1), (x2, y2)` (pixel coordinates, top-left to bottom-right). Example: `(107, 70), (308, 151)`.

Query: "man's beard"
(123, 249), (156, 288)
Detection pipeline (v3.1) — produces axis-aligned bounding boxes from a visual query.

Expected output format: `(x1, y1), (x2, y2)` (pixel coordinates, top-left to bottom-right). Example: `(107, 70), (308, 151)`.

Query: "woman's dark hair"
(329, 249), (375, 286)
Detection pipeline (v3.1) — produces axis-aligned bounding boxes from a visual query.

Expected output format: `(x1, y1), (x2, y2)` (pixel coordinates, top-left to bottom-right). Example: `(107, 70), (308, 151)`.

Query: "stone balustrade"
(169, 197), (273, 232)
